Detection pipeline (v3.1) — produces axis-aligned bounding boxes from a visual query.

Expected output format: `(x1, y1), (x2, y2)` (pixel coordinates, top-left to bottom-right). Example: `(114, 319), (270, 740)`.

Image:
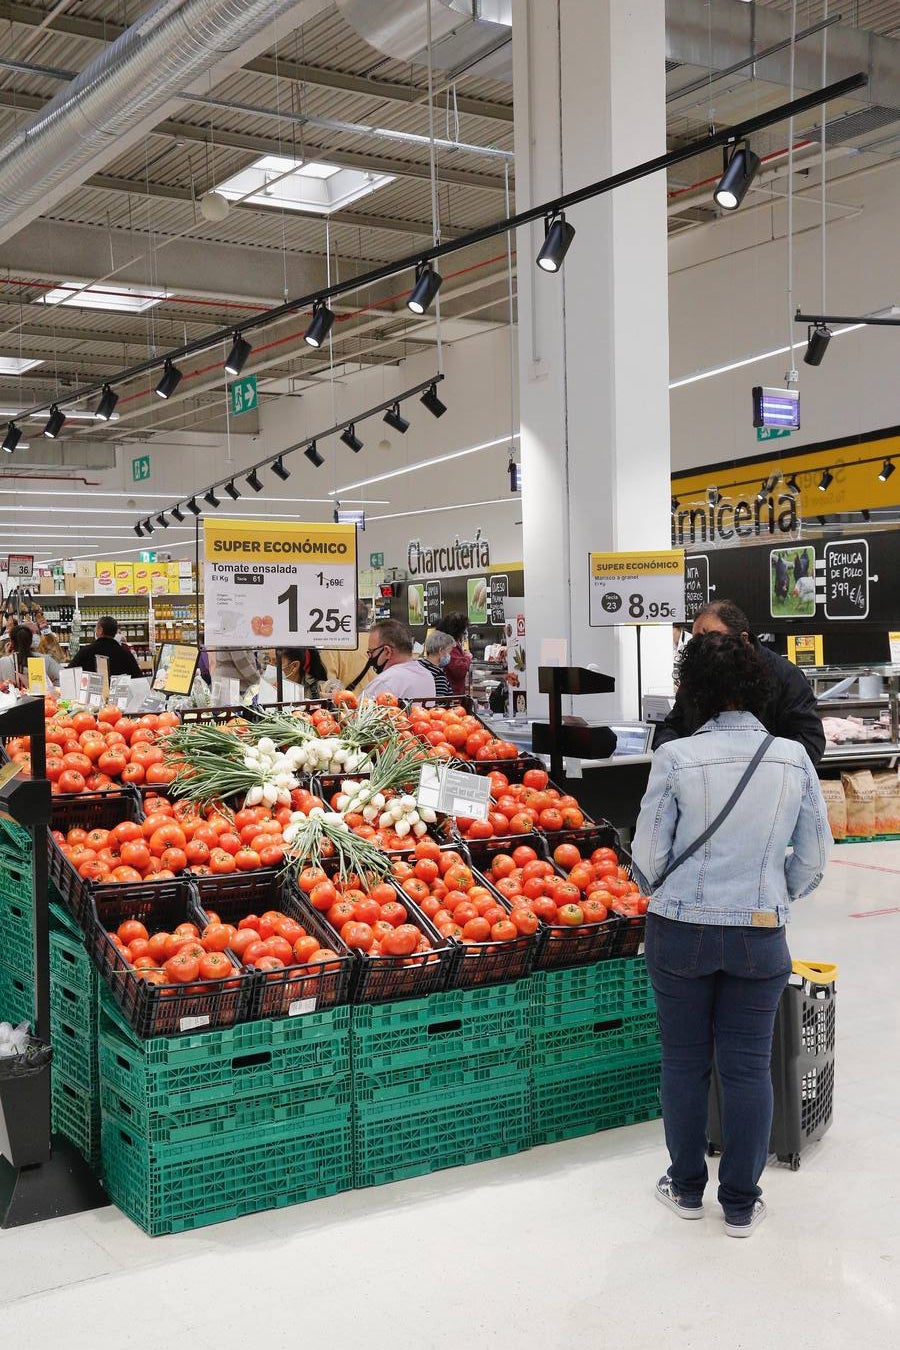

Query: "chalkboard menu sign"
(424, 580), (442, 627)
(823, 539), (870, 619)
(488, 574), (509, 625)
(684, 554), (710, 622)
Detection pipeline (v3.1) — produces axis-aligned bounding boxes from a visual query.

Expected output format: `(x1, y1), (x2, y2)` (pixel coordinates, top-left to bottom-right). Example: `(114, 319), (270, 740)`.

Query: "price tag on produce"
(416, 762), (491, 822)
(203, 518), (358, 649)
(588, 549), (685, 627)
(78, 671), (104, 709)
(141, 690), (167, 713)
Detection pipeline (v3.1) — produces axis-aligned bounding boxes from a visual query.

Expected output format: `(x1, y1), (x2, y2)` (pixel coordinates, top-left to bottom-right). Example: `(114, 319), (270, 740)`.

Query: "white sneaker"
(655, 1174), (704, 1220)
(724, 1200), (767, 1238)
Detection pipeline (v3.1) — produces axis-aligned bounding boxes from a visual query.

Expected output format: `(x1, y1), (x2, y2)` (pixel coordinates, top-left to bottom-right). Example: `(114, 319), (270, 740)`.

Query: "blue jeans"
(645, 912), (791, 1221)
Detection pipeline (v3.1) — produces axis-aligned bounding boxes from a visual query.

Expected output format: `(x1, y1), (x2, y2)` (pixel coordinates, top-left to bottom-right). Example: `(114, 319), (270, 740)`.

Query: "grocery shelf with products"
(150, 595), (204, 649)
(811, 666), (900, 767)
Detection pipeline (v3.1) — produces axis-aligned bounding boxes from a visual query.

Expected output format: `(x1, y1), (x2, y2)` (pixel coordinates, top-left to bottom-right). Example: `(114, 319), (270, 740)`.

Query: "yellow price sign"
(27, 656), (48, 694)
(588, 549), (685, 626)
(153, 643), (200, 695)
(787, 634), (824, 668)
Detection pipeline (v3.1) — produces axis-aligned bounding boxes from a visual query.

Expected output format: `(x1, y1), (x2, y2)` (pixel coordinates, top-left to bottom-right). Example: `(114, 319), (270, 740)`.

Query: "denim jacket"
(631, 712), (832, 927)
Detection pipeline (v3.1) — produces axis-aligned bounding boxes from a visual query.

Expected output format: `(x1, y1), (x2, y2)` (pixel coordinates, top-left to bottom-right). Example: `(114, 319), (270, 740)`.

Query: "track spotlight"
(95, 384), (119, 420)
(407, 262), (443, 315)
(803, 324), (832, 367)
(817, 468), (833, 492)
(878, 459), (895, 482)
(862, 509), (870, 522)
(142, 518), (154, 535)
(384, 402), (409, 434)
(304, 300), (335, 349)
(224, 479), (241, 500)
(225, 332), (251, 376)
(786, 474), (800, 494)
(203, 488), (220, 509)
(2, 423), (22, 454)
(817, 515), (827, 527)
(185, 497), (202, 516)
(713, 142), (761, 211)
(420, 383), (447, 418)
(246, 468), (263, 492)
(340, 424), (363, 453)
(271, 456), (290, 481)
(133, 523), (144, 537)
(43, 404), (65, 438)
(171, 505), (185, 522)
(155, 360), (183, 399)
(536, 211), (575, 272)
(305, 441), (324, 468)
(156, 512), (169, 529)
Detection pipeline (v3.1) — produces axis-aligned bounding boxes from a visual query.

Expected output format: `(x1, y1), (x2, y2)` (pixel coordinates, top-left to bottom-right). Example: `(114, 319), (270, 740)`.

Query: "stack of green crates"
(49, 915), (101, 1170)
(98, 991), (353, 1235)
(530, 957), (662, 1144)
(0, 823), (36, 1026)
(350, 981), (533, 1188)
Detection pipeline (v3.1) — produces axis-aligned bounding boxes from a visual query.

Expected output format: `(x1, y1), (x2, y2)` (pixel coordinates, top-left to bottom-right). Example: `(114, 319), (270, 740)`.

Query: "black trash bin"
(708, 961), (837, 1172)
(0, 1038), (53, 1168)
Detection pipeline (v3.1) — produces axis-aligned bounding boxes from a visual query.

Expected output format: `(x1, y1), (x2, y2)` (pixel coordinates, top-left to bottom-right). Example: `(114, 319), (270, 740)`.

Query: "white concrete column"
(513, 0), (673, 720)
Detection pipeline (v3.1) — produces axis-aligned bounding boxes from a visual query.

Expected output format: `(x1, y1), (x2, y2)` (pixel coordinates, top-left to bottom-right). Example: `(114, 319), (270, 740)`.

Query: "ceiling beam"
(0, 2), (513, 121)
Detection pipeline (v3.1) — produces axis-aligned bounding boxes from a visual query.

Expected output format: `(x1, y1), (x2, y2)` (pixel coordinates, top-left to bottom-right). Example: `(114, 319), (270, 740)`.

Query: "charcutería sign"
(671, 492), (798, 547)
(407, 533), (491, 577)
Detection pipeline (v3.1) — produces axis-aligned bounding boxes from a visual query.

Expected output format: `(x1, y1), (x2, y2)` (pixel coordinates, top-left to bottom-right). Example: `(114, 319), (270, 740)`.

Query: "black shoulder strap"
(345, 655), (377, 693)
(653, 734), (774, 888)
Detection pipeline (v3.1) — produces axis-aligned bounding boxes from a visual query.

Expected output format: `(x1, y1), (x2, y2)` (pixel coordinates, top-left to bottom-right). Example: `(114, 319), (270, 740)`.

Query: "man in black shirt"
(67, 615), (143, 679)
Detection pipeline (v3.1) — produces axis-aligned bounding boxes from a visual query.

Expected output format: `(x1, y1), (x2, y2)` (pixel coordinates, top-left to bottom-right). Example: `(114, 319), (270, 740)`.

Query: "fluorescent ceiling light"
(0, 357), (44, 375)
(330, 433), (519, 497)
(24, 409), (119, 422)
(669, 324), (865, 390)
(214, 154), (393, 215)
(368, 497), (519, 523)
(37, 282), (166, 313)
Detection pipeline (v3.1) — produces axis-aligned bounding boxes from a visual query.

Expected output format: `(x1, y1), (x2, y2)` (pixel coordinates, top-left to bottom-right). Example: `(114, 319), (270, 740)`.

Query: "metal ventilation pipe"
(335, 0), (512, 81)
(0, 0), (312, 242)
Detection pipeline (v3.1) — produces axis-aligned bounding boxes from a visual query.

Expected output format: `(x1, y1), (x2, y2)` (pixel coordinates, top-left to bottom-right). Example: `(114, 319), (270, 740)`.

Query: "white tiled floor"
(2, 843), (899, 1349)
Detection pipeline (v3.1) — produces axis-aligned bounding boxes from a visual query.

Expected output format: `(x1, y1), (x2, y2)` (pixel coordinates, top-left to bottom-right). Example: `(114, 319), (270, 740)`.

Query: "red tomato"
(202, 923), (237, 952)
(555, 903), (585, 927)
(229, 928), (260, 957)
(198, 952), (231, 980)
(163, 951), (200, 983)
(57, 769), (86, 795)
(340, 921), (374, 952)
(117, 919), (149, 945)
(381, 924), (420, 956)
(119, 840), (151, 872)
(209, 848), (236, 874)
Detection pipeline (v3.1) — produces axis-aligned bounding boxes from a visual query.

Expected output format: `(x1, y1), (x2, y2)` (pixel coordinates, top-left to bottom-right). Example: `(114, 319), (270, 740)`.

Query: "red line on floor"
(832, 858), (900, 875)
(849, 906), (900, 919)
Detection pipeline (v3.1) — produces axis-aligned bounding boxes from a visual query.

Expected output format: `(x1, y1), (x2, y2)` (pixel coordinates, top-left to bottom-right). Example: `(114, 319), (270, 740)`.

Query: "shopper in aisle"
(38, 627), (67, 670)
(363, 619), (441, 699)
(654, 599), (825, 766)
(0, 623), (60, 685)
(209, 647), (261, 695)
(421, 630), (454, 698)
(434, 612), (472, 696)
(66, 615), (143, 679)
(632, 632), (831, 1238)
(321, 601), (376, 694)
(281, 647), (328, 699)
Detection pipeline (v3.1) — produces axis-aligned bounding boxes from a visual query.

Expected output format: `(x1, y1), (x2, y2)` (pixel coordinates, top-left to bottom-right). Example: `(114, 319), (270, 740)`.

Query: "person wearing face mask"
(421, 630), (454, 698)
(653, 599), (825, 768)
(363, 619), (441, 700)
(434, 612), (472, 696)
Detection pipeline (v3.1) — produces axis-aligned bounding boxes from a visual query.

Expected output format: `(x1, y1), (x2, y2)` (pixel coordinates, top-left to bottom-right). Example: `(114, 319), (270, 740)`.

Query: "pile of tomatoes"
(295, 857), (439, 961)
(38, 706), (182, 795)
(482, 842), (648, 928)
(105, 916), (239, 987)
(386, 840), (535, 946)
(454, 766), (587, 841)
(196, 910), (340, 979)
(404, 704), (519, 763)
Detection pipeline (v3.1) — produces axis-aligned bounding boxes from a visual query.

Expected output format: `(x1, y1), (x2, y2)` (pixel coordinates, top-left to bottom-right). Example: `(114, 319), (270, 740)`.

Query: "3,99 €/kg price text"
(588, 549), (685, 627)
(203, 518), (358, 648)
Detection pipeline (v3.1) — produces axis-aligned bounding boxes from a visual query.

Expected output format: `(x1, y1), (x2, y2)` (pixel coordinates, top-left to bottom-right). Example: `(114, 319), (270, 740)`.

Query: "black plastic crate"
(47, 788), (144, 924)
(85, 879), (253, 1038)
(707, 964), (837, 1170)
(179, 705), (258, 727)
(191, 870), (354, 1020)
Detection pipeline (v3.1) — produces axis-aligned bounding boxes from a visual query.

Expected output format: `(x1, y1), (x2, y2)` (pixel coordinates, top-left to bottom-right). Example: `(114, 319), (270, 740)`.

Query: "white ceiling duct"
(0, 0), (319, 244)
(335, 0), (512, 82)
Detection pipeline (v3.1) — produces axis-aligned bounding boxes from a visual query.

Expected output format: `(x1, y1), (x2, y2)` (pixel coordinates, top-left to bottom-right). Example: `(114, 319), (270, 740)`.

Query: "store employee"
(67, 615), (143, 679)
(363, 619), (442, 700)
(654, 598), (825, 767)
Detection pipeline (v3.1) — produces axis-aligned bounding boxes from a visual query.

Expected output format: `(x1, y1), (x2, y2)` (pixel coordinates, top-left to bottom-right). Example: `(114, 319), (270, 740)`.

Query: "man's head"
(97, 615), (118, 639)
(691, 599), (751, 640)
(424, 629), (454, 668)
(367, 618), (414, 673)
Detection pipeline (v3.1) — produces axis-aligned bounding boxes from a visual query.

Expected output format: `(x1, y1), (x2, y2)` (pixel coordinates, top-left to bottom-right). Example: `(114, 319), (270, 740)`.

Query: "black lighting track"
(1, 72), (867, 432)
(795, 310), (900, 327)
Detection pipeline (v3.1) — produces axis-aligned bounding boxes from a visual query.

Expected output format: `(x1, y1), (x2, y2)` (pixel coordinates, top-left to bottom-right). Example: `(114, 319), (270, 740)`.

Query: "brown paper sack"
(818, 778), (847, 840)
(841, 770), (877, 838)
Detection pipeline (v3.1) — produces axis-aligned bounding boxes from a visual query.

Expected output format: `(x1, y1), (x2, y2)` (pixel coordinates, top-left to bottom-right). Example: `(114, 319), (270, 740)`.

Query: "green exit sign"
(230, 375), (258, 416)
(139, 550), (157, 562)
(132, 454), (151, 481)
(370, 552), (384, 568)
(756, 426), (792, 442)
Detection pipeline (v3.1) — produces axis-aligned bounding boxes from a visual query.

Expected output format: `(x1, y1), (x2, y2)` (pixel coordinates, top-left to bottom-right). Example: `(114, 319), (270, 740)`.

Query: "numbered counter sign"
(588, 549), (685, 626)
(203, 518), (358, 648)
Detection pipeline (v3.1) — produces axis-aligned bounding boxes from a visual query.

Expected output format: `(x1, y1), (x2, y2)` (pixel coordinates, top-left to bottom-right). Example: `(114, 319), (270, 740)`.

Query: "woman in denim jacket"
(631, 632), (831, 1238)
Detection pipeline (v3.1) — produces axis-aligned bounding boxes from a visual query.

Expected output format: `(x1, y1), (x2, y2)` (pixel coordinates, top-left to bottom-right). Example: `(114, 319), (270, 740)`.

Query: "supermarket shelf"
(821, 742), (900, 765)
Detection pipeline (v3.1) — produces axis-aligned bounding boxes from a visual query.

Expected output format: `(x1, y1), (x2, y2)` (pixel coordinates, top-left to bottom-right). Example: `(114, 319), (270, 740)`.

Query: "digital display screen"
(608, 723), (654, 757)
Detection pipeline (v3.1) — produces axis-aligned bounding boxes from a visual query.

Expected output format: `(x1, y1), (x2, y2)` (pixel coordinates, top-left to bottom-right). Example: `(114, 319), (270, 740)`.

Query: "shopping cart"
(708, 961), (838, 1172)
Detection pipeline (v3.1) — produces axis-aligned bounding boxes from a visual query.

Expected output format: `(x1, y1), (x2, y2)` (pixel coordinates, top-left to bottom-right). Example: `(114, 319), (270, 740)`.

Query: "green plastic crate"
(99, 997), (352, 1113)
(50, 899), (83, 939)
(51, 1009), (100, 1094)
(531, 957), (656, 1030)
(531, 1047), (662, 1146)
(50, 926), (97, 1031)
(0, 816), (29, 854)
(353, 1047), (531, 1105)
(350, 979), (532, 1076)
(101, 1072), (352, 1148)
(0, 960), (34, 1025)
(52, 1070), (101, 1172)
(0, 858), (31, 904)
(353, 1070), (532, 1188)
(0, 894), (32, 977)
(533, 1009), (661, 1068)
(102, 1107), (353, 1236)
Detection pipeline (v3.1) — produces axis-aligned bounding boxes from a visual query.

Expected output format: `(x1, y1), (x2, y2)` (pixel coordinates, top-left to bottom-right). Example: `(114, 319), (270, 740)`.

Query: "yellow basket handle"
(791, 960), (838, 985)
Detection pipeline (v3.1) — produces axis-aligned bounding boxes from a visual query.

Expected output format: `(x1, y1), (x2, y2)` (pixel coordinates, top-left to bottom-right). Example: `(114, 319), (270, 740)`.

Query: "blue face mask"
(438, 652), (452, 668)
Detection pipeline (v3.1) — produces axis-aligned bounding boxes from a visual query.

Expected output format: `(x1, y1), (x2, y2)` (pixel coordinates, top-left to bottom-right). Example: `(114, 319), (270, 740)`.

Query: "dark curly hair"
(676, 632), (773, 724)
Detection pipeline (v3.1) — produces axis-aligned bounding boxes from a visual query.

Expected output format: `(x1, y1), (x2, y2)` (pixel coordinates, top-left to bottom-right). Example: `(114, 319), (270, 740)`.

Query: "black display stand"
(531, 666), (616, 783)
(0, 697), (108, 1227)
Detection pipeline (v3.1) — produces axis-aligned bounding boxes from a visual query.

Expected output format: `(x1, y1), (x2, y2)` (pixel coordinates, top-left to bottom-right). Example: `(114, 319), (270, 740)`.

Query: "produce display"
(483, 842), (649, 924)
(452, 766), (588, 840)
